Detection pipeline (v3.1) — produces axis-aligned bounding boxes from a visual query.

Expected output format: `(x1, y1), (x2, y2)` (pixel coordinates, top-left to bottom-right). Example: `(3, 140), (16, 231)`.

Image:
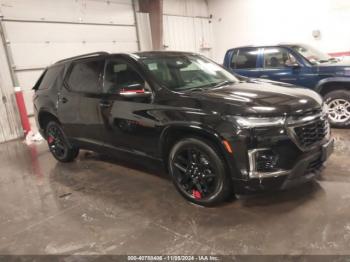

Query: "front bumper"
(235, 138), (334, 193)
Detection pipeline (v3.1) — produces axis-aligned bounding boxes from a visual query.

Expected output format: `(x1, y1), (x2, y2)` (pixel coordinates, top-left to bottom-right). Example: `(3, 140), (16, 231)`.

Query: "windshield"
(289, 44), (334, 64)
(139, 54), (238, 91)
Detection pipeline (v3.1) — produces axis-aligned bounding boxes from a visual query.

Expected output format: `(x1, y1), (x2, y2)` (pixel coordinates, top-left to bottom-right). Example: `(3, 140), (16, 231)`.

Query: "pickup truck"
(224, 44), (350, 127)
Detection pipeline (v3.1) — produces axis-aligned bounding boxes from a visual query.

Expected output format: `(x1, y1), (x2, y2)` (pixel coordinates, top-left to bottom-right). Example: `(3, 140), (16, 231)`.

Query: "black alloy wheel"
(169, 137), (232, 206)
(46, 121), (79, 162)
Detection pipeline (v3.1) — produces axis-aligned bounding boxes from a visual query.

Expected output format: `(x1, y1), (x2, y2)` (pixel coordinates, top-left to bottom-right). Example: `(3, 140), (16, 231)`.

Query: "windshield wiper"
(213, 80), (234, 88)
(319, 57), (338, 63)
(179, 81), (234, 93)
(185, 87), (210, 92)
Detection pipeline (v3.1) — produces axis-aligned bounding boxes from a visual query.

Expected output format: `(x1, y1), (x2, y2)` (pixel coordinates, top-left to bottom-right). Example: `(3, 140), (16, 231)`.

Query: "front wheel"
(45, 121), (79, 162)
(168, 137), (232, 206)
(324, 90), (350, 128)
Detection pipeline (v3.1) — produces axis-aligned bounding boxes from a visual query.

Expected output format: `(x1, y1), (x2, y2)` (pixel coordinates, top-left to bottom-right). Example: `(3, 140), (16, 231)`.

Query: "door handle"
(61, 97), (68, 103)
(99, 101), (112, 108)
(260, 75), (269, 78)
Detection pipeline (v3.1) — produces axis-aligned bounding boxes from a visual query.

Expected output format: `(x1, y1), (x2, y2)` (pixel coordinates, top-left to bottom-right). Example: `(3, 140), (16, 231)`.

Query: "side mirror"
(118, 83), (152, 98)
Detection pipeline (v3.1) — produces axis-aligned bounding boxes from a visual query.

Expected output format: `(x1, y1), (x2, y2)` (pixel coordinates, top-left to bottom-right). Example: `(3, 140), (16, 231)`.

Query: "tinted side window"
(67, 60), (104, 93)
(231, 49), (259, 69)
(263, 48), (297, 68)
(37, 65), (64, 90)
(103, 60), (145, 94)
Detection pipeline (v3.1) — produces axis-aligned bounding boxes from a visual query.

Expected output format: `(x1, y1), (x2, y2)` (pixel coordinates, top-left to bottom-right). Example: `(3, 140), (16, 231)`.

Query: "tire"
(45, 121), (79, 162)
(324, 90), (350, 128)
(168, 137), (233, 207)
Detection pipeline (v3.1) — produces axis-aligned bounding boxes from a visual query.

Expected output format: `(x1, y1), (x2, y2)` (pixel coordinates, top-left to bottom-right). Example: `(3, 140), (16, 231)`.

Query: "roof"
(227, 43), (303, 51)
(134, 50), (196, 57)
(54, 50), (200, 65)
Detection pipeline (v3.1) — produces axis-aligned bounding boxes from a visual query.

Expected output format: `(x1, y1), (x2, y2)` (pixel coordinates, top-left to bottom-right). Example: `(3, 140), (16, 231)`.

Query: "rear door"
(59, 58), (105, 146)
(56, 64), (80, 139)
(227, 47), (261, 78)
(259, 47), (301, 85)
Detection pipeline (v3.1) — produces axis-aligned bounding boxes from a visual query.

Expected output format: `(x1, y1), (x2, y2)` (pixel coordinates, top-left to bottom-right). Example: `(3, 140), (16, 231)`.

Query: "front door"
(99, 57), (158, 157)
(259, 47), (301, 85)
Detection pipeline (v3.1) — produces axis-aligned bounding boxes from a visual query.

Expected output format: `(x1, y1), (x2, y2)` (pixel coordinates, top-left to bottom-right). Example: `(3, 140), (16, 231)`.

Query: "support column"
(138, 0), (163, 50)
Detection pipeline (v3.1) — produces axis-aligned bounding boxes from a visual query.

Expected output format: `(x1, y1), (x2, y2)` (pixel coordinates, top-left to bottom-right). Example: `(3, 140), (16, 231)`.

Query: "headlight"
(230, 116), (285, 128)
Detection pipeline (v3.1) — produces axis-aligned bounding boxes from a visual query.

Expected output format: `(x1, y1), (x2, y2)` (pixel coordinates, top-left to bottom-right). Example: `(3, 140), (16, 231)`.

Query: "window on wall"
(231, 48), (259, 69)
(103, 60), (145, 94)
(263, 48), (298, 68)
(67, 59), (104, 93)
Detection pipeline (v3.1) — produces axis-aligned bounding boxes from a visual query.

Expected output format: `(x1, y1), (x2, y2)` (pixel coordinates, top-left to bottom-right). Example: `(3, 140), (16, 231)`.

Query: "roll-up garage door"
(0, 0), (139, 115)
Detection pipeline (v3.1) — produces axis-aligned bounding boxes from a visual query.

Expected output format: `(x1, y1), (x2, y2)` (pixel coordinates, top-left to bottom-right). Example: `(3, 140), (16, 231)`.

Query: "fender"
(162, 123), (231, 154)
(38, 107), (59, 120)
(315, 77), (350, 93)
(37, 107), (60, 133)
(159, 124), (226, 156)
(159, 123), (240, 182)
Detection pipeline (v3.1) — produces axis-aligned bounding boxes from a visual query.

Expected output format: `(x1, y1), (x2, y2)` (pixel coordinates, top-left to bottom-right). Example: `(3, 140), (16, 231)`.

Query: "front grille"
(298, 108), (322, 117)
(292, 117), (329, 149)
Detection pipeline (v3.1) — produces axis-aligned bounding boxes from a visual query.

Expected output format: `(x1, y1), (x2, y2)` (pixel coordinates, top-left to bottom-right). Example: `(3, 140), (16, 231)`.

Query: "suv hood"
(187, 80), (323, 116)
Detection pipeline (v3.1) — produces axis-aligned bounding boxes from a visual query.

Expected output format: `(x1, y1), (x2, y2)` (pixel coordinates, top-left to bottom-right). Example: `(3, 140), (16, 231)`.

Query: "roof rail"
(55, 51), (109, 64)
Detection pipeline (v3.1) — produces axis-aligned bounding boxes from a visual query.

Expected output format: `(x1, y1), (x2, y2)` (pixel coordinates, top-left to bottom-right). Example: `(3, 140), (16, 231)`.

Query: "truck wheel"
(168, 137), (233, 206)
(45, 121), (79, 162)
(324, 90), (350, 128)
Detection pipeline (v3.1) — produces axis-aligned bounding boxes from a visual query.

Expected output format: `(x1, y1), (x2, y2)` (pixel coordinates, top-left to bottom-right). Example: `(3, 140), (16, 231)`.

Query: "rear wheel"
(168, 137), (232, 206)
(324, 90), (350, 128)
(45, 121), (79, 162)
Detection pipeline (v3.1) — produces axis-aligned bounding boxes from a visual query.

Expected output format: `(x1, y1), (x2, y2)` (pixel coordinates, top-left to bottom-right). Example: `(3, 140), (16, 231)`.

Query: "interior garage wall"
(0, 0), (139, 116)
(163, 0), (214, 58)
(208, 0), (350, 62)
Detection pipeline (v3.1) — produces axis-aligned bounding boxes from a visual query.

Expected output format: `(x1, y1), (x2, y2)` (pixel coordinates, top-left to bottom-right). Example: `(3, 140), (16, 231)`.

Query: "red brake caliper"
(47, 136), (54, 144)
(192, 189), (202, 199)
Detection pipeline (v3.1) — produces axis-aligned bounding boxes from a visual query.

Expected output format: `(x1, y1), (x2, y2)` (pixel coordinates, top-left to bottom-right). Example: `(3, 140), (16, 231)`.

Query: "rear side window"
(67, 59), (104, 93)
(35, 65), (63, 90)
(231, 48), (259, 69)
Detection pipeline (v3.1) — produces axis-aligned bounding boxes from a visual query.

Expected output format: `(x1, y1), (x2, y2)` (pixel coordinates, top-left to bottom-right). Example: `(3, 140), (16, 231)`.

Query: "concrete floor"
(0, 129), (349, 256)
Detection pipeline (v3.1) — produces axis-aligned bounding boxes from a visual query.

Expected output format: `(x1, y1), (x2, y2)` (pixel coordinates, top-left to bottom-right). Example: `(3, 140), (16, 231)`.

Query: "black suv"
(33, 51), (334, 206)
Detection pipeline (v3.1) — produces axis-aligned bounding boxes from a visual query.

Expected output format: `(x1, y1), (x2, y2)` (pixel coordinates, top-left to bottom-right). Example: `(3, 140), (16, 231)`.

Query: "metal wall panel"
(163, 0), (212, 57)
(0, 34), (22, 143)
(0, 0), (134, 25)
(0, 0), (138, 115)
(163, 0), (209, 17)
(193, 17), (213, 57)
(136, 12), (153, 51)
(163, 16), (196, 52)
(5, 22), (138, 68)
(163, 15), (213, 57)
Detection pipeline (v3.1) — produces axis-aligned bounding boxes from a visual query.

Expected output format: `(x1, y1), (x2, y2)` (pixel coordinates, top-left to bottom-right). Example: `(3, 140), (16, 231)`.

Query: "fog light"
(255, 149), (279, 172)
(248, 148), (287, 179)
